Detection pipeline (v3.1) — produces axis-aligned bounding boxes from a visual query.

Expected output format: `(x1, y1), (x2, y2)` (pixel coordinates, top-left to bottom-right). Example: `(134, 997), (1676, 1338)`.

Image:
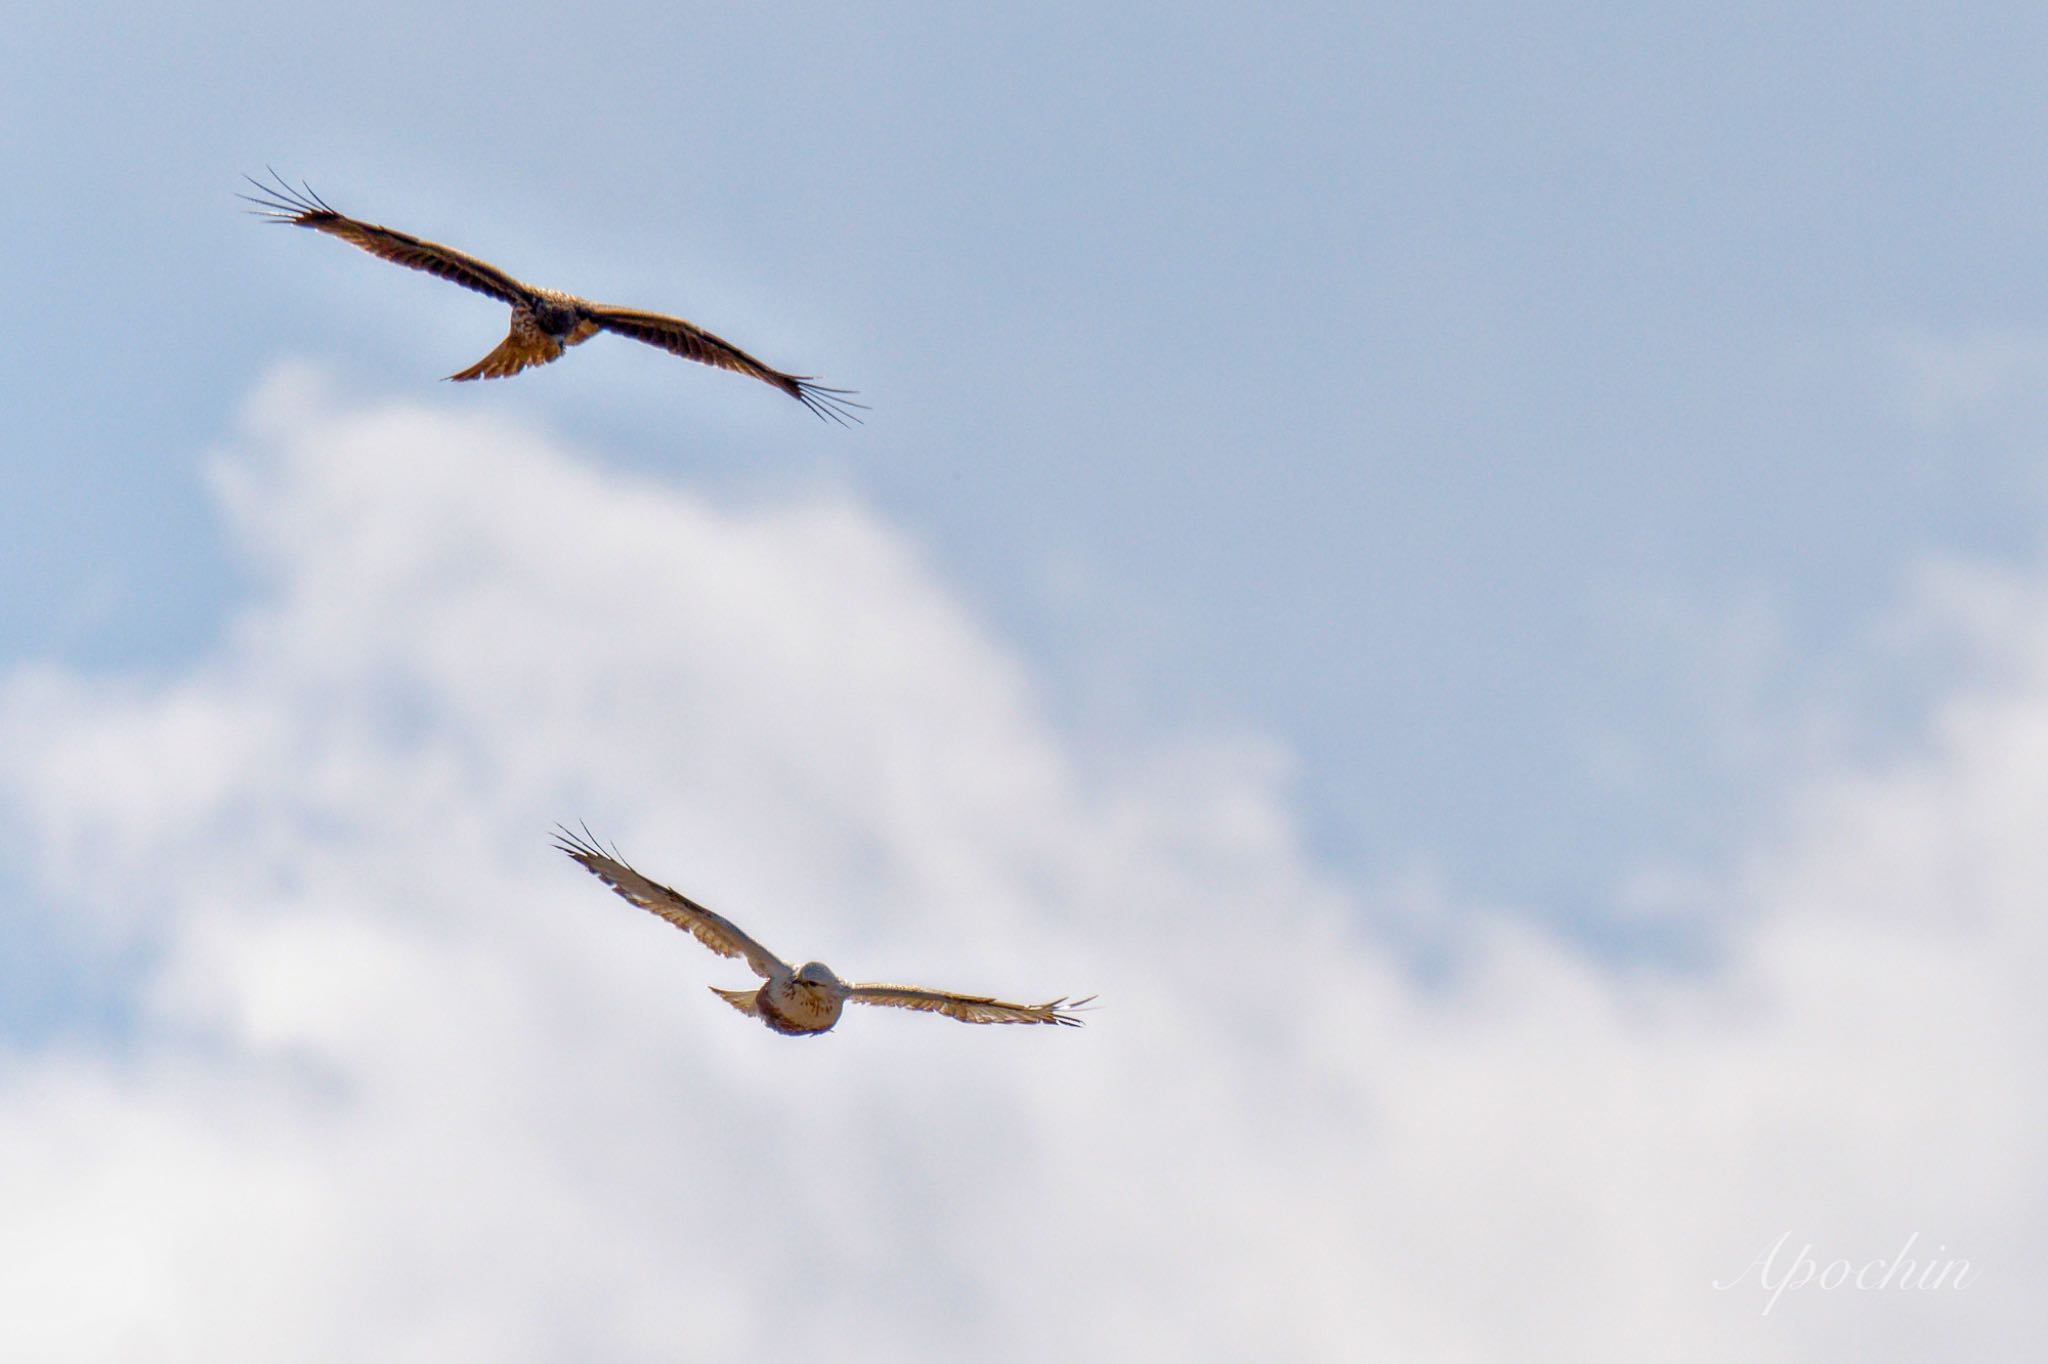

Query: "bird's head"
(532, 295), (580, 337)
(794, 961), (844, 992)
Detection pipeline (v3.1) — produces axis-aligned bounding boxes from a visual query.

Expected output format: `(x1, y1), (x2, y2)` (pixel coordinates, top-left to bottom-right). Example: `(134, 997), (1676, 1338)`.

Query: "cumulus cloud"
(1886, 325), (2048, 432)
(0, 368), (2037, 1360)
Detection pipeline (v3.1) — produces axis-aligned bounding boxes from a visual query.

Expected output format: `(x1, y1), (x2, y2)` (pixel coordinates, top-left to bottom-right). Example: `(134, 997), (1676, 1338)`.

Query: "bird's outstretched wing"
(848, 984), (1094, 1027)
(555, 825), (789, 981)
(579, 302), (868, 425)
(240, 169), (536, 309)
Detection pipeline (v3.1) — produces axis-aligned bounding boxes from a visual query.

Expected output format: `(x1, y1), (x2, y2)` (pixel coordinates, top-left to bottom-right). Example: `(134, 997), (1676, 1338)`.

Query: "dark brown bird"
(241, 171), (864, 424)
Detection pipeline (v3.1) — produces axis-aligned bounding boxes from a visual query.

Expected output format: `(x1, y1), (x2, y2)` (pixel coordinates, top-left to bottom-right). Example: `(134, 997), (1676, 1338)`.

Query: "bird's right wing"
(847, 984), (1094, 1027)
(578, 301), (867, 425)
(555, 825), (789, 981)
(241, 170), (536, 309)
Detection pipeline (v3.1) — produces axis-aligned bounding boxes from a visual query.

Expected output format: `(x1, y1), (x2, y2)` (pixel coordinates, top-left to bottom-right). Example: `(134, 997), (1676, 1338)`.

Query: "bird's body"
(723, 964), (852, 1036)
(240, 172), (863, 423)
(556, 827), (1091, 1036)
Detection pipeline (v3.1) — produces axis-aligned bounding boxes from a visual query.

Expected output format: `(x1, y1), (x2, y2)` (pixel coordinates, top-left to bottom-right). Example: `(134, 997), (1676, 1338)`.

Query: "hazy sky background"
(2, 3), (2043, 1358)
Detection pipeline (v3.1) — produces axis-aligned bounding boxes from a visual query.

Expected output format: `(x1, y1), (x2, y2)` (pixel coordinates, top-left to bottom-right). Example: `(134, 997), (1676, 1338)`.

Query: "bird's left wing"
(241, 170), (536, 309)
(578, 302), (867, 425)
(847, 984), (1094, 1027)
(555, 826), (789, 981)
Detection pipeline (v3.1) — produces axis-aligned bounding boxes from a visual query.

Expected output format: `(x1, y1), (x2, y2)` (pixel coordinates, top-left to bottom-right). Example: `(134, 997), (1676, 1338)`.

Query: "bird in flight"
(240, 170), (864, 424)
(556, 826), (1093, 1035)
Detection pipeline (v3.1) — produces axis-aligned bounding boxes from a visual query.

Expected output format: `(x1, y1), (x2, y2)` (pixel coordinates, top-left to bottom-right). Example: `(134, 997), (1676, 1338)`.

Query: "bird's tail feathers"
(447, 330), (565, 381)
(709, 985), (761, 1018)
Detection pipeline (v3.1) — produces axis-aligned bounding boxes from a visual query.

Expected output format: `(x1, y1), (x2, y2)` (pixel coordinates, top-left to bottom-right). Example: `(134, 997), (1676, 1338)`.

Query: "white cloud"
(1885, 326), (2048, 430)
(0, 367), (2038, 1360)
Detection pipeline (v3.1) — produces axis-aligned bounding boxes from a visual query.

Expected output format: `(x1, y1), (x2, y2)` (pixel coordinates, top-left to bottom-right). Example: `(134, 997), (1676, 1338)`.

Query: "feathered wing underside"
(581, 302), (868, 425)
(554, 826), (789, 980)
(239, 170), (535, 308)
(848, 984), (1095, 1027)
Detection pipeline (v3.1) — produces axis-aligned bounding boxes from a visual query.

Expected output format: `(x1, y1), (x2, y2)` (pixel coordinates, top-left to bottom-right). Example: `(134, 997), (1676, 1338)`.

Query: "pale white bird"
(556, 827), (1093, 1035)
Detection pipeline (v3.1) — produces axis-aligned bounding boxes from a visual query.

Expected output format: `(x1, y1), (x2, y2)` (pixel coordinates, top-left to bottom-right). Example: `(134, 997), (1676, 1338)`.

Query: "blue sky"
(2, 4), (2042, 1356)
(11, 2), (2048, 918)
